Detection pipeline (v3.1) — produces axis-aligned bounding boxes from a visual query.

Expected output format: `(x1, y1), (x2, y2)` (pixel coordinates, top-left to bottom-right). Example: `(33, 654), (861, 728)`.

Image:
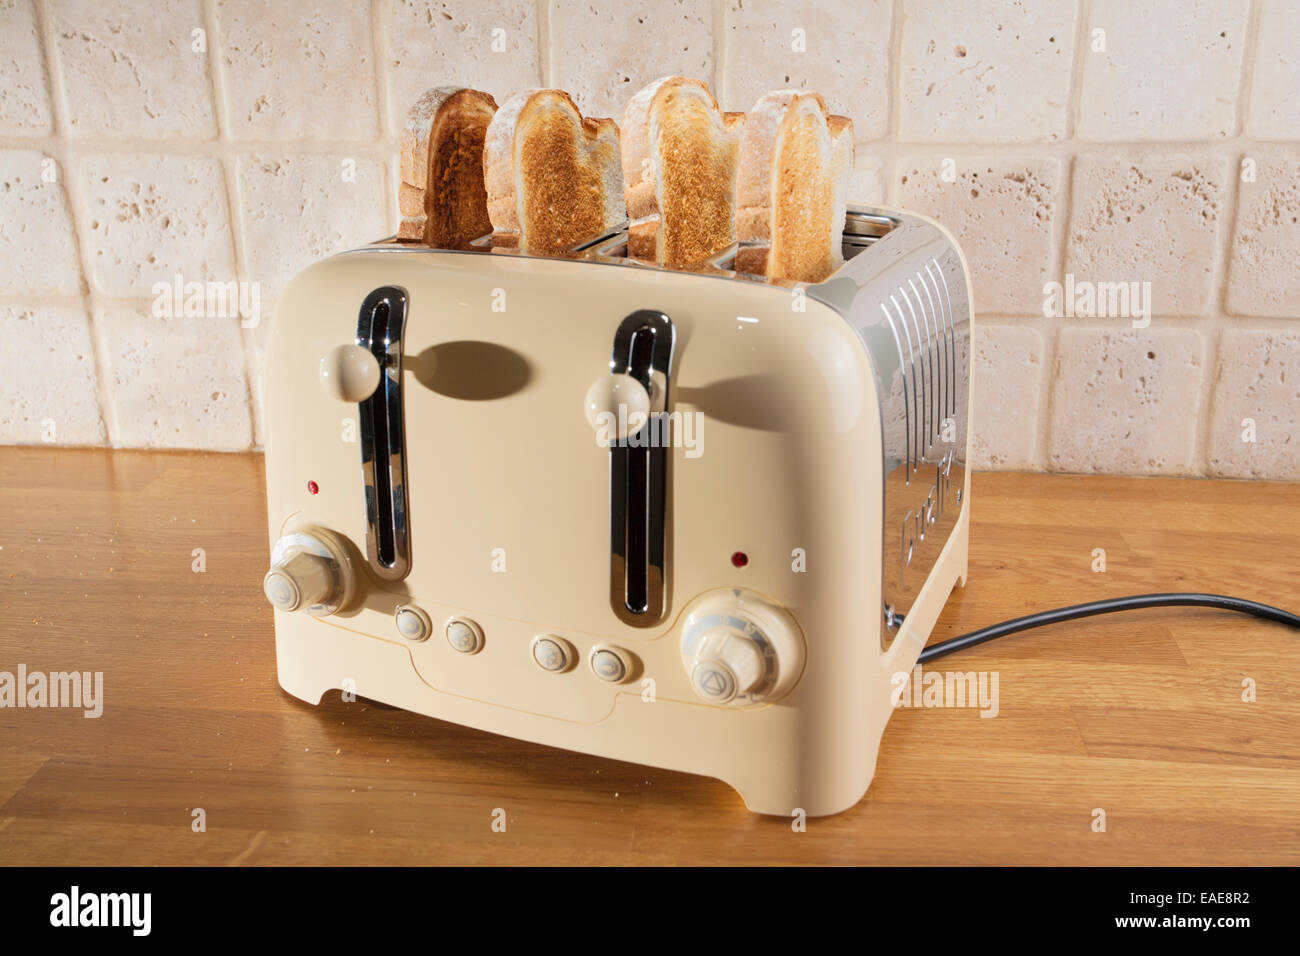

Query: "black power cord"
(918, 592), (1300, 663)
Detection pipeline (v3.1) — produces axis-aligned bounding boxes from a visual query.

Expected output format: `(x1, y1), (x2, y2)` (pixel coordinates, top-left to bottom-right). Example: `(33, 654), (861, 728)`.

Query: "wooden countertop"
(1, 447), (1297, 865)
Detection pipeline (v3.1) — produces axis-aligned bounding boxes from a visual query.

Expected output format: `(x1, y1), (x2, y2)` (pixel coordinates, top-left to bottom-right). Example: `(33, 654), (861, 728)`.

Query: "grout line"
(1033, 0), (1094, 473)
(711, 0), (727, 103)
(881, 0), (903, 206)
(1191, 0), (1264, 475)
(30, 0), (117, 447)
(203, 0), (256, 450)
(539, 0), (552, 88)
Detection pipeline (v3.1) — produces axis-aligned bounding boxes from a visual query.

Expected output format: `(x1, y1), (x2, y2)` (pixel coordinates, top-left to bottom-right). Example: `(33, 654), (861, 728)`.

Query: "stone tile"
(379, 0), (540, 127)
(80, 153), (235, 297)
(1048, 326), (1205, 475)
(0, 149), (83, 295)
(49, 0), (217, 138)
(720, 0), (891, 137)
(236, 154), (387, 299)
(1226, 156), (1300, 318)
(970, 323), (1043, 470)
(1247, 1), (1300, 140)
(848, 156), (885, 205)
(897, 156), (1062, 316)
(897, 0), (1076, 143)
(549, 0), (714, 119)
(100, 305), (251, 450)
(1206, 327), (1300, 480)
(0, 306), (104, 446)
(0, 0), (53, 135)
(1065, 155), (1228, 318)
(1078, 0), (1247, 141)
(214, 0), (379, 140)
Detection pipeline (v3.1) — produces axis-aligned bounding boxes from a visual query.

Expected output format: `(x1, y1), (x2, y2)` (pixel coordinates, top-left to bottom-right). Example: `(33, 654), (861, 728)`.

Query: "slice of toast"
(398, 86), (498, 248)
(735, 91), (854, 283)
(621, 77), (745, 269)
(483, 89), (624, 256)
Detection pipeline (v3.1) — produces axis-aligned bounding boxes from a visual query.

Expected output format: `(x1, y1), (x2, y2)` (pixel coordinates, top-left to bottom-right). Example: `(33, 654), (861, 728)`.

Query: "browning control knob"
(264, 528), (359, 617)
(680, 590), (805, 706)
(264, 550), (335, 613)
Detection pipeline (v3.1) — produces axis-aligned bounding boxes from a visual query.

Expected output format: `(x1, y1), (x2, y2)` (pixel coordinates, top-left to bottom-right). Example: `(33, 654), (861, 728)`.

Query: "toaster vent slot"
(883, 257), (960, 484)
(356, 286), (410, 581)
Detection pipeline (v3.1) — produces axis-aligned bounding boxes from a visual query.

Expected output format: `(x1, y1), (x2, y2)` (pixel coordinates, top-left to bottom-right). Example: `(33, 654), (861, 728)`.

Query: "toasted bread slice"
(483, 89), (624, 256)
(735, 91), (854, 283)
(621, 77), (745, 268)
(398, 87), (497, 247)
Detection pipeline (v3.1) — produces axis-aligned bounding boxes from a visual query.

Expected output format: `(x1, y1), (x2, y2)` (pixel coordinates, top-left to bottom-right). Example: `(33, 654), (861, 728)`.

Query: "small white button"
(394, 605), (431, 642)
(445, 618), (484, 654)
(532, 636), (571, 672)
(589, 647), (629, 683)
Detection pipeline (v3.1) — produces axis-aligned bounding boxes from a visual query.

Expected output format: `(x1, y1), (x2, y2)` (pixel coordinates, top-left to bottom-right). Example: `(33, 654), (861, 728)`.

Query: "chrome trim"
(803, 217), (970, 648)
(356, 286), (411, 581)
(606, 310), (676, 627)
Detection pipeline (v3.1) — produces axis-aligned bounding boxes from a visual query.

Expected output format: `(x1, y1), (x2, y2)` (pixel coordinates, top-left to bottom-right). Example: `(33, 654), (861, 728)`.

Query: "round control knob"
(584, 373), (650, 441)
(689, 630), (766, 703)
(680, 589), (805, 706)
(264, 528), (359, 617)
(264, 550), (336, 613)
(320, 344), (381, 402)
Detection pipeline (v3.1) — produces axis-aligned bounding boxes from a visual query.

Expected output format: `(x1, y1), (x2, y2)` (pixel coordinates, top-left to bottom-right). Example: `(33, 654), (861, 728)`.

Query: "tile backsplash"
(0, 0), (1296, 478)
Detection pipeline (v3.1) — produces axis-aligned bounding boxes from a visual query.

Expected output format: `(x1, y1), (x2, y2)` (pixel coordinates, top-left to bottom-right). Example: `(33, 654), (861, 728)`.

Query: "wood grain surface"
(1, 447), (1297, 865)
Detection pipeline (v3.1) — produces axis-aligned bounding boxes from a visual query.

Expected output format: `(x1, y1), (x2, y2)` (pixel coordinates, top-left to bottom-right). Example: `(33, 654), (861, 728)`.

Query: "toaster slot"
(842, 209), (898, 261)
(607, 310), (676, 627)
(356, 286), (411, 581)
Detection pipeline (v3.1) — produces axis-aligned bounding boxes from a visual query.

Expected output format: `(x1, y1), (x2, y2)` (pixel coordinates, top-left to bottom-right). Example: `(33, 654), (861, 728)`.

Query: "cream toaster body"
(263, 205), (974, 817)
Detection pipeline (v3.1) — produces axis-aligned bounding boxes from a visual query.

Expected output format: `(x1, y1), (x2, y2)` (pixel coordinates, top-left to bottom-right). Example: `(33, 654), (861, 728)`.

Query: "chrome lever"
(606, 310), (675, 627)
(355, 286), (411, 581)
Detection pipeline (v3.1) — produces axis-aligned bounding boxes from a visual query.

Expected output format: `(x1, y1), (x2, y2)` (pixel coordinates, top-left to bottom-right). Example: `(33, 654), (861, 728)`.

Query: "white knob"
(690, 629), (766, 703)
(680, 589), (805, 706)
(320, 344), (381, 402)
(584, 373), (651, 441)
(264, 550), (337, 612)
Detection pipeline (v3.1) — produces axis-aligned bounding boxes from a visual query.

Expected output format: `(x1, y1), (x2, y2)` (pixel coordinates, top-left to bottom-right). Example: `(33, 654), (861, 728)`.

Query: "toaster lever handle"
(584, 373), (651, 442)
(319, 344), (382, 402)
(606, 310), (675, 627)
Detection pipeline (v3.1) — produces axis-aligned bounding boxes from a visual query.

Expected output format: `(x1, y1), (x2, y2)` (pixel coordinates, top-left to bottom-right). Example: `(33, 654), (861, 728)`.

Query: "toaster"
(262, 202), (973, 816)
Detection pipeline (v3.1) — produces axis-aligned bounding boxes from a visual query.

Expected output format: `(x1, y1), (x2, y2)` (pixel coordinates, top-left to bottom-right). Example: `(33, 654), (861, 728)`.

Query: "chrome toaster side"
(263, 203), (974, 816)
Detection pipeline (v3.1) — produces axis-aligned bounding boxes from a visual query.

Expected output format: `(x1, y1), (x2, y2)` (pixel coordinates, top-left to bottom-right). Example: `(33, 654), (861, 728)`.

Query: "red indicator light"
(307, 480), (319, 495)
(730, 551), (749, 568)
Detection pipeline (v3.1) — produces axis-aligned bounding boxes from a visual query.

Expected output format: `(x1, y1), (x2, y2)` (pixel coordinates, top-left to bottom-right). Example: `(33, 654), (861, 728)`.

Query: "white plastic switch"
(589, 646), (630, 683)
(584, 373), (651, 441)
(395, 605), (431, 642)
(532, 635), (573, 672)
(445, 617), (485, 654)
(320, 344), (381, 403)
